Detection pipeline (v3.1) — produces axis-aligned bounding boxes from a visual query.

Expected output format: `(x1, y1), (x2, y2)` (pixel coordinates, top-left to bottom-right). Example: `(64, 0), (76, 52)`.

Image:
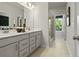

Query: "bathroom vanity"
(0, 29), (42, 57)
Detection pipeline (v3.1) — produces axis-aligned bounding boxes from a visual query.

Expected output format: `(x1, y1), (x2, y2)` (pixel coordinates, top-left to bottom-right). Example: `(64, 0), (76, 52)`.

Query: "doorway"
(48, 2), (67, 47)
(55, 15), (65, 40)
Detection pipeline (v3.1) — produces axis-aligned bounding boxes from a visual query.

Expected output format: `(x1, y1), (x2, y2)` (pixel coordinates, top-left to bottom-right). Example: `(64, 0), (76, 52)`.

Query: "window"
(55, 15), (63, 31)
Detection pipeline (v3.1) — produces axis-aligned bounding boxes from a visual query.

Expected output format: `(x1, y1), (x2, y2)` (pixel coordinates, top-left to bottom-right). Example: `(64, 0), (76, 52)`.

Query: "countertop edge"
(0, 29), (42, 39)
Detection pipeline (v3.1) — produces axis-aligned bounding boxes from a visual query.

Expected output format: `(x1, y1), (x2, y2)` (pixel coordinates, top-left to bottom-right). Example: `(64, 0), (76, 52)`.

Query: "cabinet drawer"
(37, 35), (41, 40)
(19, 39), (29, 50)
(35, 31), (41, 36)
(0, 37), (18, 47)
(18, 34), (29, 40)
(38, 31), (41, 35)
(30, 32), (38, 37)
(34, 32), (38, 36)
(30, 33), (34, 37)
(19, 47), (29, 57)
(30, 44), (35, 53)
(30, 37), (35, 45)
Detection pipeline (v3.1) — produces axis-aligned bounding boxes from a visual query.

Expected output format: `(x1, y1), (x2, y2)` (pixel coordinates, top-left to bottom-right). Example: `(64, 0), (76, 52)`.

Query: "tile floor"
(30, 39), (70, 57)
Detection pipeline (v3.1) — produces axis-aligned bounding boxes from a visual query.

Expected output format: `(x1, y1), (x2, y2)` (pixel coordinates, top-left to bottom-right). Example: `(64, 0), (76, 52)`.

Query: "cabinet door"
(19, 38), (29, 50)
(36, 34), (41, 48)
(0, 42), (18, 57)
(19, 47), (29, 57)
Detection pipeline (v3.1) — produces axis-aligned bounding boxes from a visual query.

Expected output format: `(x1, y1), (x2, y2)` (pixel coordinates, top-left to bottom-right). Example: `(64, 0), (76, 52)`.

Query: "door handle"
(73, 36), (79, 41)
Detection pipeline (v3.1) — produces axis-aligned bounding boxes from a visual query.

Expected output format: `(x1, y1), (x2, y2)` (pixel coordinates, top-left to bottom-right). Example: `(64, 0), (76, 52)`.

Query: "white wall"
(33, 2), (49, 48)
(24, 8), (34, 30)
(49, 7), (66, 16)
(24, 2), (49, 48)
(48, 11), (55, 44)
(0, 2), (24, 27)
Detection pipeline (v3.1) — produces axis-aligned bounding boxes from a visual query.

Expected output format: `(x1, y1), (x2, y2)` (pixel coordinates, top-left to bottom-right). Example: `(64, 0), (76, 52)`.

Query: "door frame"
(74, 2), (78, 57)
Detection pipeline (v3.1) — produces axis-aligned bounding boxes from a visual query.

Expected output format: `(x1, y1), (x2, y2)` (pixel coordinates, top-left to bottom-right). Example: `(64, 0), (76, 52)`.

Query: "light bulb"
(28, 2), (32, 7)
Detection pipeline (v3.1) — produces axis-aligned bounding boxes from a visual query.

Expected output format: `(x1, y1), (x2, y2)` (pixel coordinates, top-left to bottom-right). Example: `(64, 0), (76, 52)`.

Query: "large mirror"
(0, 2), (34, 31)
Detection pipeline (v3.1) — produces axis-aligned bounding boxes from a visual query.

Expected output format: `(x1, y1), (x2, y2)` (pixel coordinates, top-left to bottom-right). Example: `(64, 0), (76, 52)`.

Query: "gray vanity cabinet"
(0, 30), (42, 57)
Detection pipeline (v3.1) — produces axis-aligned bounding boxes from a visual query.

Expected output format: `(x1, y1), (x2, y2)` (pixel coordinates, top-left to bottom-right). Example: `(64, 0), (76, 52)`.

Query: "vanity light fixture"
(28, 2), (32, 7)
(18, 2), (34, 9)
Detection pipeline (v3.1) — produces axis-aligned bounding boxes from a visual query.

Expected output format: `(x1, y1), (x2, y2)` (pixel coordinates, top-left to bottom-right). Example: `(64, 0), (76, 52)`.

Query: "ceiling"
(8, 2), (67, 10)
(7, 2), (24, 10)
(48, 2), (67, 9)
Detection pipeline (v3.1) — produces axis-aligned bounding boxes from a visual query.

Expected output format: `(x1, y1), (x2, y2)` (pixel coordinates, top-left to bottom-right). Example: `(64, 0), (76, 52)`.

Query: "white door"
(74, 2), (79, 57)
(0, 42), (18, 57)
(71, 2), (79, 57)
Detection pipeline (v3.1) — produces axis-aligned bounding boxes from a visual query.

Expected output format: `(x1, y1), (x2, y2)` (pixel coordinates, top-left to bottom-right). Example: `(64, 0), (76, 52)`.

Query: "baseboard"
(66, 41), (73, 57)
